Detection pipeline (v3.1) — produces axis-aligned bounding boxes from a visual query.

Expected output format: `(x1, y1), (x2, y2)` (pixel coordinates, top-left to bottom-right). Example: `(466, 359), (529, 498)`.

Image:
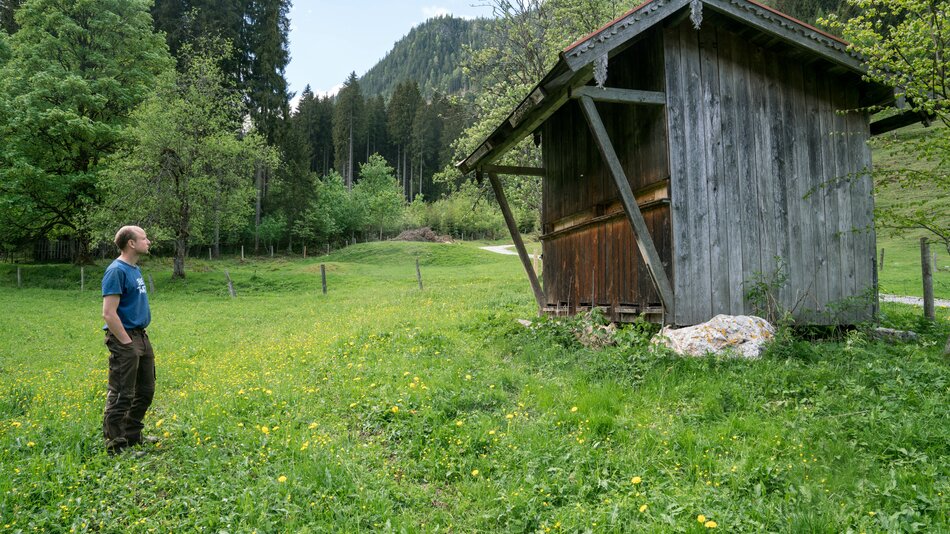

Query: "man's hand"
(102, 295), (132, 344)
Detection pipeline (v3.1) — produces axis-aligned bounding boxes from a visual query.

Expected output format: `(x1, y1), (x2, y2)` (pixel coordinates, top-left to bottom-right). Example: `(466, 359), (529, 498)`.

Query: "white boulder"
(652, 314), (775, 359)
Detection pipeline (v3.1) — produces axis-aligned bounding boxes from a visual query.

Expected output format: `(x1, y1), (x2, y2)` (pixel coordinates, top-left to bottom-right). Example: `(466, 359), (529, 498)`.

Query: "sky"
(286, 1), (495, 107)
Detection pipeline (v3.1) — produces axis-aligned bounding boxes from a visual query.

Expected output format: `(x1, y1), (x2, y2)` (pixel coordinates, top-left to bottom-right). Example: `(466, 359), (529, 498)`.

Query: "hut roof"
(457, 0), (891, 175)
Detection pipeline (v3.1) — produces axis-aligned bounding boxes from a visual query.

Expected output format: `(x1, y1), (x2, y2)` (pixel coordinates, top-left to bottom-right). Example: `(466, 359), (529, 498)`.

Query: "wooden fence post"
(148, 274), (155, 294)
(241, 245), (245, 261)
(416, 259), (423, 290)
(879, 248), (885, 271)
(17, 267), (21, 288)
(270, 245), (274, 258)
(224, 270), (236, 298)
(922, 238), (935, 321)
(209, 248), (212, 261)
(81, 266), (85, 291)
(303, 245), (307, 259)
(321, 264), (327, 295)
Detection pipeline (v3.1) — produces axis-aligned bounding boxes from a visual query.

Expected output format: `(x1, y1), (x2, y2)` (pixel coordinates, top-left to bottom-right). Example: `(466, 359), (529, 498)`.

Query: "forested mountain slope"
(359, 15), (493, 98)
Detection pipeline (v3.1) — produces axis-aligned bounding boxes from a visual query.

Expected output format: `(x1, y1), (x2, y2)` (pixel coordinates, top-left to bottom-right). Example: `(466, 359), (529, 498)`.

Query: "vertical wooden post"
(17, 267), (21, 288)
(270, 245), (274, 258)
(326, 243), (330, 255)
(303, 245), (307, 259)
(486, 171), (545, 311)
(321, 264), (327, 295)
(921, 238), (935, 321)
(879, 248), (885, 271)
(416, 259), (423, 290)
(148, 274), (155, 294)
(241, 245), (245, 261)
(224, 270), (236, 298)
(81, 266), (85, 291)
(208, 248), (212, 261)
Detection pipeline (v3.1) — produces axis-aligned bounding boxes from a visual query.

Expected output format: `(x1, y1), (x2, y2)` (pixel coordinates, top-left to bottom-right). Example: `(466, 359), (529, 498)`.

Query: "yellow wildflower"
(278, 475), (287, 483)
(631, 476), (642, 485)
(639, 504), (648, 513)
(697, 515), (706, 523)
(261, 426), (270, 435)
(704, 520), (717, 528)
(391, 406), (399, 413)
(471, 469), (479, 476)
(571, 406), (578, 413)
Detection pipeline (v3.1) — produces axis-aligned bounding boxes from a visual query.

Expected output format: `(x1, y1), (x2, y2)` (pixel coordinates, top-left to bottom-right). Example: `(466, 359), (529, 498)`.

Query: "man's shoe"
(127, 435), (160, 446)
(106, 437), (129, 456)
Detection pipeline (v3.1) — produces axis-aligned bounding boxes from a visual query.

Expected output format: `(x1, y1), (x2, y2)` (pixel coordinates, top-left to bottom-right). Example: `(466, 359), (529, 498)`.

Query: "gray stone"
(652, 314), (775, 359)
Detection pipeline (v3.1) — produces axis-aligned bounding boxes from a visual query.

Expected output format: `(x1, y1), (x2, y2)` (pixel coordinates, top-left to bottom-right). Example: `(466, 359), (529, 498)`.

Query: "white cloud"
(422, 6), (452, 19)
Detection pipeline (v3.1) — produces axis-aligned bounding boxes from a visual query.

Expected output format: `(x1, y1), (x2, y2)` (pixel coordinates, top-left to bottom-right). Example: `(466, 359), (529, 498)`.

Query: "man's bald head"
(114, 226), (145, 252)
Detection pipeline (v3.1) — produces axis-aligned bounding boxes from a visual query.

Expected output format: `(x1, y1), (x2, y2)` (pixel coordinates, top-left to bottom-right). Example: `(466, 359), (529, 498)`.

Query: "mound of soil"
(393, 227), (453, 243)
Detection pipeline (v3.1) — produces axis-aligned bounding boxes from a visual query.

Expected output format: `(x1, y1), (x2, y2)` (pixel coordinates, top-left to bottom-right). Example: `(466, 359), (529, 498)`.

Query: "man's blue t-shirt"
(101, 259), (150, 330)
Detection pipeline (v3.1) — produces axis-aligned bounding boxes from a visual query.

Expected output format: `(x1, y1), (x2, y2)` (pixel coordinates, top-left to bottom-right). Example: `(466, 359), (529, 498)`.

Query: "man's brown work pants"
(103, 328), (155, 450)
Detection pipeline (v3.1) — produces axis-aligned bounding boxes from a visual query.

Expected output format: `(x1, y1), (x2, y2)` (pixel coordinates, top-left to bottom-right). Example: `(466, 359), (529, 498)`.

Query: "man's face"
(131, 228), (151, 255)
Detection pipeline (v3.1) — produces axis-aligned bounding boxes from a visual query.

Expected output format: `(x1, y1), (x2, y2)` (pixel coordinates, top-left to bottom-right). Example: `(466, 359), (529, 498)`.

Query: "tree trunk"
(173, 237), (187, 278)
(254, 163), (263, 253)
(347, 114), (354, 190)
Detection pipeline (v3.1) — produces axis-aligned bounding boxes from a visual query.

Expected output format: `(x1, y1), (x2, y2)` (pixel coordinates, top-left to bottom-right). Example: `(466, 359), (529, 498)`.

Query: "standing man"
(101, 225), (157, 455)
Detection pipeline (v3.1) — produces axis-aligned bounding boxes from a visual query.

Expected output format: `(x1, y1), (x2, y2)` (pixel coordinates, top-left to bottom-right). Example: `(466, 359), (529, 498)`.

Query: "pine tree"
(333, 72), (364, 189)
(387, 81), (422, 198)
(0, 0), (23, 34)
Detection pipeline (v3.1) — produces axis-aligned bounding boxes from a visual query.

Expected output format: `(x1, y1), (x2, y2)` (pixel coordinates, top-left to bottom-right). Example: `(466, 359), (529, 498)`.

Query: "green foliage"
(0, 0), (172, 258)
(353, 154), (405, 240)
(101, 43), (278, 277)
(823, 1), (950, 255)
(333, 72), (364, 187)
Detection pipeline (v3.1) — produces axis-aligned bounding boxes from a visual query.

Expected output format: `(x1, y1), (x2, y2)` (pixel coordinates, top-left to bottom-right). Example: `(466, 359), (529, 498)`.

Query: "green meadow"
(0, 242), (947, 532)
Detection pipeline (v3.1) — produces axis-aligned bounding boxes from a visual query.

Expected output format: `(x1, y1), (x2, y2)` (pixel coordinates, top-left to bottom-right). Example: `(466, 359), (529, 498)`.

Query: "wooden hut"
(459, 0), (924, 326)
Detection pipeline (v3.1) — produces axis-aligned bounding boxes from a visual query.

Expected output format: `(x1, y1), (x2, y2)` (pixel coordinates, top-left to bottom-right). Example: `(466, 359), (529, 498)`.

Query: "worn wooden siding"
(541, 33), (672, 315)
(664, 19), (876, 325)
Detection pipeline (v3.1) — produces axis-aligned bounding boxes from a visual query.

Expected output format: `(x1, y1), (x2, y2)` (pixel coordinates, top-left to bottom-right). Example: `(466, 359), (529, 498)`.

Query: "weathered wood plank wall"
(664, 19), (876, 325)
(541, 33), (672, 315)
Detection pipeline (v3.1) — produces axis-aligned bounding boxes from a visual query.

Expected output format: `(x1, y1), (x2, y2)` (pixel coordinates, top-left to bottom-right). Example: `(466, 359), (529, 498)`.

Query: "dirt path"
(480, 244), (539, 259)
(880, 294), (950, 308)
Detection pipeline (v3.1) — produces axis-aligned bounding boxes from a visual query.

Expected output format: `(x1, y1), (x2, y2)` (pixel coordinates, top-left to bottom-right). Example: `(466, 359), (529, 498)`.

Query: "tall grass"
(0, 242), (946, 531)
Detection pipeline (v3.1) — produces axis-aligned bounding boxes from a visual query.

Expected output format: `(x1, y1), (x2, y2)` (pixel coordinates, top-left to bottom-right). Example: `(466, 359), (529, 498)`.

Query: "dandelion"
(506, 413), (514, 419)
(631, 476), (642, 485)
(301, 441), (310, 451)
(571, 406), (578, 413)
(639, 504), (648, 513)
(27, 442), (35, 447)
(697, 515), (706, 523)
(278, 475), (287, 483)
(465, 374), (472, 380)
(471, 469), (479, 476)
(455, 420), (463, 427)
(308, 422), (318, 429)
(261, 426), (270, 435)
(155, 419), (164, 428)
(704, 520), (717, 528)
(391, 406), (399, 413)
(488, 430), (496, 435)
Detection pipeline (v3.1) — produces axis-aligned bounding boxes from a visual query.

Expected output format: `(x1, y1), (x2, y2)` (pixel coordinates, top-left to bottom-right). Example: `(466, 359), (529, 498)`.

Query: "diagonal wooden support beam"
(486, 171), (546, 311)
(578, 95), (675, 321)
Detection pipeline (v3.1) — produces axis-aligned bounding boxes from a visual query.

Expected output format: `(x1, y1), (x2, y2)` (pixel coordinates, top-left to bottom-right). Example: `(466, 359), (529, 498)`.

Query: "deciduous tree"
(102, 45), (277, 278)
(0, 0), (171, 262)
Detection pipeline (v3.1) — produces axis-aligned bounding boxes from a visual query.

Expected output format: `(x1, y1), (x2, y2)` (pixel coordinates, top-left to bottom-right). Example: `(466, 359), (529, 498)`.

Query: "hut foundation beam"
(486, 171), (546, 312)
(578, 95), (675, 322)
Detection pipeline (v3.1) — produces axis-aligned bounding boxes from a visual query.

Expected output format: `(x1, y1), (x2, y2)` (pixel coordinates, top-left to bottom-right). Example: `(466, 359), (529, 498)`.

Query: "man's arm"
(102, 295), (131, 344)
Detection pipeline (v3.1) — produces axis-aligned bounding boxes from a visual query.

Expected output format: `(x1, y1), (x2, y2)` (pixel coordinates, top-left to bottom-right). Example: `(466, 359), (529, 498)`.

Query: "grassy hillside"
(0, 242), (947, 531)
(871, 123), (949, 298)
